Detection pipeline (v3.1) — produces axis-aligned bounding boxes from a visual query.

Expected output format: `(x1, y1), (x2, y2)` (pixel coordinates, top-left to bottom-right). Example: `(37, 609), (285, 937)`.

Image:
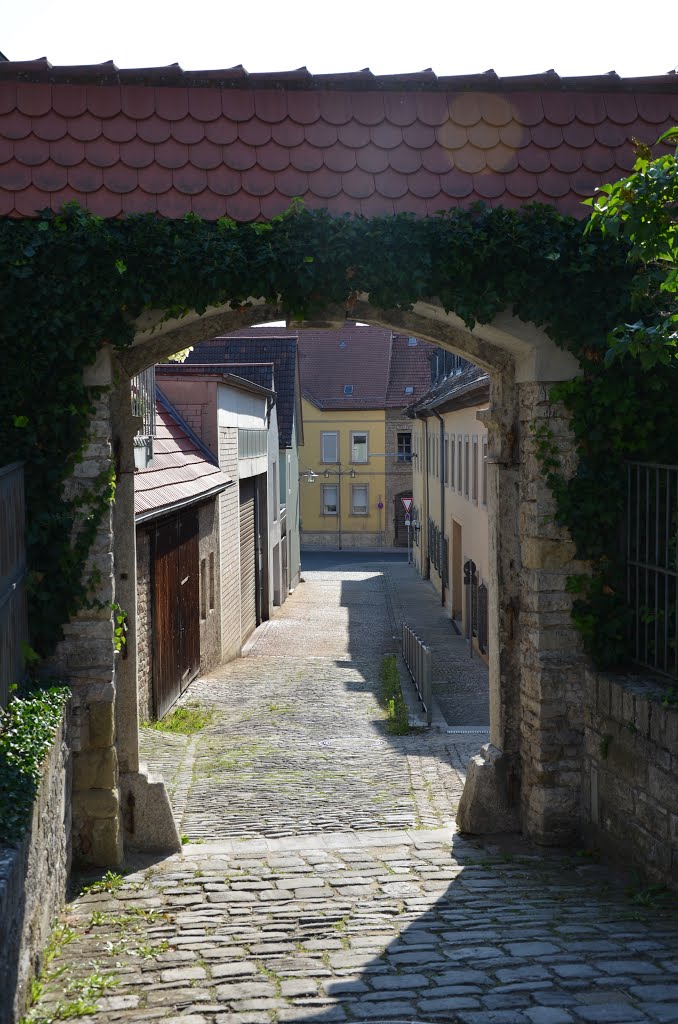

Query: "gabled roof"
(185, 337), (299, 446)
(0, 64), (676, 220)
(406, 362), (490, 417)
(134, 389), (232, 523)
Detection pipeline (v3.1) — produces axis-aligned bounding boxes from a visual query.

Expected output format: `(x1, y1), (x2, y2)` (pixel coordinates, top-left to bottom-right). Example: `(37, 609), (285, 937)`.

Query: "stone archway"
(57, 291), (586, 864)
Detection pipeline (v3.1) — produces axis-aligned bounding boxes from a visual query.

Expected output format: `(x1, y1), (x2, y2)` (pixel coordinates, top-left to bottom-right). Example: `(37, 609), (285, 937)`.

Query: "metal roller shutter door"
(239, 479), (257, 643)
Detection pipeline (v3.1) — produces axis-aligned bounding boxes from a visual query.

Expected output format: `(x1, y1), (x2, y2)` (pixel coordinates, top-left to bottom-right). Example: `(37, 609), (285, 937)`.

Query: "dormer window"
(343, 385), (353, 395)
(404, 386), (414, 395)
(339, 340), (348, 349)
(408, 337), (418, 346)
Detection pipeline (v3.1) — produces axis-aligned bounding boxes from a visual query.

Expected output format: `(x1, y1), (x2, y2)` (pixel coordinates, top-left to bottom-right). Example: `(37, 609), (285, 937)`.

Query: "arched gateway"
(2, 61), (677, 864)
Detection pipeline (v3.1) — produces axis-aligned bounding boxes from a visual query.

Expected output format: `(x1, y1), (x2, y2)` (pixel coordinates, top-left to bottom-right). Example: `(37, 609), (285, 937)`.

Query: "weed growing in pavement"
(144, 701), (215, 735)
(79, 870), (125, 896)
(380, 654), (410, 735)
(21, 962), (118, 1023)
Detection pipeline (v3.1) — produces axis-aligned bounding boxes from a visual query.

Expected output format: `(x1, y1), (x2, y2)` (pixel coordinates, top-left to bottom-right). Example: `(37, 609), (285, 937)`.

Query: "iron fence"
(626, 461), (678, 679)
(402, 623), (432, 726)
(0, 462), (28, 708)
(131, 365), (157, 438)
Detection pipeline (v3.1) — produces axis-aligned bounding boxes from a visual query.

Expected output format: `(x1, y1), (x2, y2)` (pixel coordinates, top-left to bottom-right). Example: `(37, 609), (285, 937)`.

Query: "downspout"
(420, 414), (430, 580)
(432, 409), (446, 607)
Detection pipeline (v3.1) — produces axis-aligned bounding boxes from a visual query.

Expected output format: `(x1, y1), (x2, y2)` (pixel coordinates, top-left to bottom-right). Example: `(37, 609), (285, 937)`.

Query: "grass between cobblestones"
(380, 654), (410, 735)
(143, 700), (215, 735)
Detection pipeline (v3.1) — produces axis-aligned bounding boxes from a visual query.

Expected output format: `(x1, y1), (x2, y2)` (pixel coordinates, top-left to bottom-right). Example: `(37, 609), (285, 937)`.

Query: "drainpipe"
(432, 409), (446, 607)
(420, 414), (430, 579)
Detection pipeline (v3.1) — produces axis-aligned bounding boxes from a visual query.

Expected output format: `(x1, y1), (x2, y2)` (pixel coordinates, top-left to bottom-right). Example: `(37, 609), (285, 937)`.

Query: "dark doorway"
(152, 509), (200, 719)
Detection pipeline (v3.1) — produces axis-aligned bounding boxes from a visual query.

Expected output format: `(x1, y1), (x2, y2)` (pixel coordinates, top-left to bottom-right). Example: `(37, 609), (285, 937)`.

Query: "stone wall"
(582, 670), (678, 887)
(136, 528), (152, 722)
(301, 530), (382, 549)
(0, 707), (71, 1024)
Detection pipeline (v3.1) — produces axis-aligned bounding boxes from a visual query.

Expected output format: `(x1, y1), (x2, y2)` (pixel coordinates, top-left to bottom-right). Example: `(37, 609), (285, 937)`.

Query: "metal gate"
(152, 509), (200, 719)
(239, 478), (257, 643)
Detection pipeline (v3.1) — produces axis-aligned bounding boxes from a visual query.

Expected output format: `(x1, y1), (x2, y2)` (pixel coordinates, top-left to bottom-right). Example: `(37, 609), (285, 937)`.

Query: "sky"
(3, 0), (677, 79)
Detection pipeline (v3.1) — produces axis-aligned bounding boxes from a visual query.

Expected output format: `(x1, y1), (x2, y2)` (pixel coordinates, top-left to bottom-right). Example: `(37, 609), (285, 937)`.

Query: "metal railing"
(626, 461), (678, 679)
(0, 462), (28, 707)
(131, 365), (157, 438)
(402, 623), (432, 726)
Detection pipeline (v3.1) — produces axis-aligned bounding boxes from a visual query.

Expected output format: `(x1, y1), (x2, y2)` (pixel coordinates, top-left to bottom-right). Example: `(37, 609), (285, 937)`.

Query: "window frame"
(350, 482), (369, 516)
(321, 431), (339, 464)
(464, 435), (470, 499)
(351, 430), (369, 464)
(472, 435), (479, 502)
(321, 483), (339, 516)
(397, 431), (412, 462)
(482, 437), (488, 506)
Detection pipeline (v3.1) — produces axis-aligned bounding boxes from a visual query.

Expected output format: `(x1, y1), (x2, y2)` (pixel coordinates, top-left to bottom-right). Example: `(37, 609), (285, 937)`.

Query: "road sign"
(401, 497), (413, 513)
(405, 514), (411, 526)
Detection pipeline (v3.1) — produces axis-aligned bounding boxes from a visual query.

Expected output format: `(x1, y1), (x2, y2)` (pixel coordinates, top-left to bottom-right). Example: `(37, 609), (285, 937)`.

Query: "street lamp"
(322, 462), (356, 550)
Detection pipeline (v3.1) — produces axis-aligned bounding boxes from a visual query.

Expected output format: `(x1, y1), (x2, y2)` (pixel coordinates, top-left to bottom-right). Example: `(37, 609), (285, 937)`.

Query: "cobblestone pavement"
(28, 560), (678, 1024)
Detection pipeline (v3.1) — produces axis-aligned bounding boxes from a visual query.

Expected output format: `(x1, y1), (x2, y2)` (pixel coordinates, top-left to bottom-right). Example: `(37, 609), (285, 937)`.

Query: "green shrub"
(0, 684), (70, 843)
(380, 655), (410, 735)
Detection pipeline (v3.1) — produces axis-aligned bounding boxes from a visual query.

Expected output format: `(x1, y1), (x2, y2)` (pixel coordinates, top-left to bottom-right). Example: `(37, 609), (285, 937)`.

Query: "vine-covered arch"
(3, 63), (677, 864)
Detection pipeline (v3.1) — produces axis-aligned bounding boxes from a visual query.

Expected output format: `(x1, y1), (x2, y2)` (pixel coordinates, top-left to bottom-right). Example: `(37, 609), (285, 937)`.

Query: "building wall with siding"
(218, 425), (242, 662)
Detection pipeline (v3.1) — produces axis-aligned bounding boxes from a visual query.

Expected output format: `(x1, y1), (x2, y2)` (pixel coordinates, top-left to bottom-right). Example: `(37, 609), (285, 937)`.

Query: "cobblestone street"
(28, 557), (678, 1024)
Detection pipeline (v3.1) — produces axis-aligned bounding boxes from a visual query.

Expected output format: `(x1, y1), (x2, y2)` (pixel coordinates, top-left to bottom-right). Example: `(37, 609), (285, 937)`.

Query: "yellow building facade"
(300, 399), (389, 548)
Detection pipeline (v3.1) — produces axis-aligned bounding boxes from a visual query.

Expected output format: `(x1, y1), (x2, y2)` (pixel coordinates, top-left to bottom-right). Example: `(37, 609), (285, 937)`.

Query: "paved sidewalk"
(26, 558), (678, 1024)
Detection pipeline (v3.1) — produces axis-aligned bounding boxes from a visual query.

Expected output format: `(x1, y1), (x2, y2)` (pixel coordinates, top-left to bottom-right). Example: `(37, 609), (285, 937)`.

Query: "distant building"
(407, 354), (490, 655)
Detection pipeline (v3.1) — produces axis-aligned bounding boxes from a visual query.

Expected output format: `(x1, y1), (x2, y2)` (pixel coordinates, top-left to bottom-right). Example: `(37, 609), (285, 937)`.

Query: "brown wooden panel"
(152, 517), (180, 720)
(178, 509), (200, 690)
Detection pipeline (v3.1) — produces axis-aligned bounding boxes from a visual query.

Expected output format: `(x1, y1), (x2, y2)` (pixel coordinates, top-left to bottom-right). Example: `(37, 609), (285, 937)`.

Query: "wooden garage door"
(152, 509), (200, 720)
(239, 478), (257, 643)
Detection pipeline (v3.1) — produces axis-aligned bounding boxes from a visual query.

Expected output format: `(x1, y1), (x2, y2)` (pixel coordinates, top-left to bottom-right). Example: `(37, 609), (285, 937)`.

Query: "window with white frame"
(321, 483), (338, 515)
(457, 436), (462, 491)
(472, 436), (479, 502)
(482, 437), (488, 506)
(321, 431), (338, 464)
(351, 483), (369, 515)
(444, 435), (449, 485)
(464, 436), (470, 498)
(351, 431), (368, 463)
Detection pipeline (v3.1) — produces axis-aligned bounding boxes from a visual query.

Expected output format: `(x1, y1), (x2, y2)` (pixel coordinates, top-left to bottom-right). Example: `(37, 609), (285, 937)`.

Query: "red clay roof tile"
(119, 138), (155, 168)
(206, 166), (241, 195)
(355, 143), (388, 174)
(2, 66), (678, 222)
(173, 165), (207, 195)
(0, 188), (14, 215)
(171, 116), (205, 145)
(187, 88), (222, 122)
(485, 143), (519, 173)
(120, 85), (156, 120)
(289, 140), (323, 172)
(16, 136), (52, 166)
(254, 90), (288, 123)
(272, 118), (305, 146)
(360, 193), (395, 217)
(517, 146), (551, 173)
(17, 83), (52, 117)
(2, 159), (31, 189)
(85, 137), (118, 167)
(275, 166), (308, 197)
(326, 143), (358, 173)
(256, 140), (290, 173)
(203, 118), (238, 145)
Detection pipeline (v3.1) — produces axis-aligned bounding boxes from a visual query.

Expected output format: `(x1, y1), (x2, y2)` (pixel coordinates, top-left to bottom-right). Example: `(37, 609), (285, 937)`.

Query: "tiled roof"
(1, 63), (677, 220)
(406, 362), (490, 416)
(134, 390), (232, 522)
(385, 334), (438, 407)
(184, 337), (299, 447)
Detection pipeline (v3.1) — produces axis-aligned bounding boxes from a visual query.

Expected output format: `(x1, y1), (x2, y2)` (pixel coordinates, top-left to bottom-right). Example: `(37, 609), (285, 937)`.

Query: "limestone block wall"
(515, 382), (587, 845)
(136, 528), (152, 722)
(0, 708), (71, 1024)
(50, 391), (122, 866)
(582, 670), (678, 887)
(301, 530), (382, 549)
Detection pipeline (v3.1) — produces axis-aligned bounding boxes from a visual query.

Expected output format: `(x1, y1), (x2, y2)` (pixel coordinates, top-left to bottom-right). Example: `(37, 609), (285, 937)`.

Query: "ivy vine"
(0, 195), (673, 668)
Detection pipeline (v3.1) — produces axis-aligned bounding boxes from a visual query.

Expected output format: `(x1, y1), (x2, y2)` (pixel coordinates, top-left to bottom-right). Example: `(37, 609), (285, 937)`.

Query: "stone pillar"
(516, 381), (587, 845)
(111, 364), (181, 855)
(51, 350), (123, 867)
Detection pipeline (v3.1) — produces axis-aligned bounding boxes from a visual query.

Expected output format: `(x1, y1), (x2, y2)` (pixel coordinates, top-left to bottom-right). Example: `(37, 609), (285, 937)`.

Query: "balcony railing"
(626, 461), (678, 679)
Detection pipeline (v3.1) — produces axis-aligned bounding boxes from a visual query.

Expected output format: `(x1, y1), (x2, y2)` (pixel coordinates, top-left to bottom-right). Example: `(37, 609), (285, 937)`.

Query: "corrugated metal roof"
(134, 394), (232, 521)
